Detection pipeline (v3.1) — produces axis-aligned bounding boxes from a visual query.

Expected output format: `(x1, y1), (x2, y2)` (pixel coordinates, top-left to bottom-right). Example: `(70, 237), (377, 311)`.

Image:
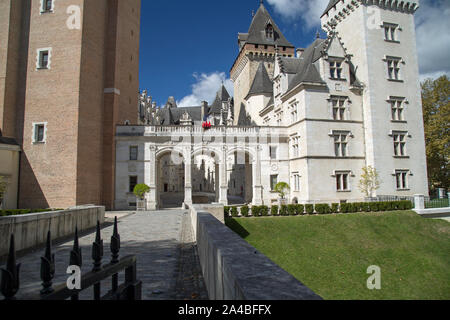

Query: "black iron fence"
(1, 217), (141, 300)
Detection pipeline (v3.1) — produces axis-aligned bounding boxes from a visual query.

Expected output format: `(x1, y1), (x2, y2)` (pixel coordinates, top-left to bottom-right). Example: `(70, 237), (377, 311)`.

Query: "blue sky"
(139, 0), (450, 108)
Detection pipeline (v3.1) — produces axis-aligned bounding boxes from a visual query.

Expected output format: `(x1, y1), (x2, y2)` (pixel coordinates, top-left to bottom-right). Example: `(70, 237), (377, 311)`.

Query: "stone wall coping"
(196, 212), (322, 300)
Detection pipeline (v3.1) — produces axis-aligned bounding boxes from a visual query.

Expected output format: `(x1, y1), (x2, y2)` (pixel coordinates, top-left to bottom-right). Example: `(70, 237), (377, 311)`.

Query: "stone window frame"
(129, 176), (138, 193)
(292, 173), (301, 192)
(270, 174), (278, 192)
(382, 22), (401, 43)
(331, 170), (354, 192)
(290, 135), (300, 158)
(289, 100), (299, 123)
(269, 145), (278, 160)
(328, 57), (345, 80)
(393, 169), (411, 191)
(40, 0), (55, 14)
(32, 122), (48, 144)
(129, 145), (139, 161)
(383, 56), (404, 82)
(329, 130), (354, 158)
(388, 96), (408, 122)
(389, 130), (411, 158)
(328, 95), (350, 121)
(36, 48), (52, 70)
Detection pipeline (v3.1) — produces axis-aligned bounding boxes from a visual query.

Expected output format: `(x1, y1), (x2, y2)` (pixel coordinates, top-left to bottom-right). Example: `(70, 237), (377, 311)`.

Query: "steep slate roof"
(156, 106), (203, 125)
(321, 0), (340, 17)
(287, 38), (327, 91)
(243, 3), (294, 48)
(210, 84), (231, 114)
(247, 62), (273, 98)
(278, 56), (302, 74)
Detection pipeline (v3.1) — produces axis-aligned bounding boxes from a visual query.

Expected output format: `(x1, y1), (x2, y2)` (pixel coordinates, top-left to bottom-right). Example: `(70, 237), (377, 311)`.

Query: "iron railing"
(0, 217), (141, 300)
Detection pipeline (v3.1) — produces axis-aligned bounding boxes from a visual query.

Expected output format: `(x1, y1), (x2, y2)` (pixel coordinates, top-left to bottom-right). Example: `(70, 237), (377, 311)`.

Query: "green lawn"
(226, 211), (450, 300)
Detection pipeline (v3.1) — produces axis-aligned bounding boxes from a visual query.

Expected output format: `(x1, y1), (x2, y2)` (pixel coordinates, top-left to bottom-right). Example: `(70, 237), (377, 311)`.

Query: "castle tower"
(321, 0), (429, 197)
(230, 1), (295, 125)
(0, 0), (141, 209)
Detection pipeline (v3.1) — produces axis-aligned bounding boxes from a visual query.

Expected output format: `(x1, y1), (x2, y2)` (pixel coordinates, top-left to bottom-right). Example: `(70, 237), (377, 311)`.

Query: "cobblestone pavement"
(8, 210), (208, 300)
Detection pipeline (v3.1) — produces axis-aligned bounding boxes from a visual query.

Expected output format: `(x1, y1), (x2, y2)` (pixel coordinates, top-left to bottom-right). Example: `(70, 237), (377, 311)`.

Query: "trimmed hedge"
(305, 204), (314, 215)
(0, 208), (64, 217)
(280, 205), (288, 216)
(260, 206), (269, 217)
(315, 204), (331, 215)
(241, 206), (250, 217)
(231, 207), (239, 218)
(287, 204), (297, 216)
(296, 204), (305, 216)
(331, 203), (339, 214)
(271, 205), (279, 216)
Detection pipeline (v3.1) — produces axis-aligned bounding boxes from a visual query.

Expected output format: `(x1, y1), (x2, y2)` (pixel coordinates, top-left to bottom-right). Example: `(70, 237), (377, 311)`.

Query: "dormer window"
(329, 59), (344, 80)
(266, 23), (274, 40)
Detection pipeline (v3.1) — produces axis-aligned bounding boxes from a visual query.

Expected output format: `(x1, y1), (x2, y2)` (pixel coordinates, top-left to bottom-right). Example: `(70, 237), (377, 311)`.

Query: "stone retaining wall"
(0, 206), (105, 257)
(193, 211), (322, 300)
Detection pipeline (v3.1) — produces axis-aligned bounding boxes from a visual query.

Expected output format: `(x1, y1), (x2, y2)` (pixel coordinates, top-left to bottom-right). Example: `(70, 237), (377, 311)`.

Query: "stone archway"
(155, 149), (185, 209)
(191, 147), (221, 204)
(227, 148), (255, 205)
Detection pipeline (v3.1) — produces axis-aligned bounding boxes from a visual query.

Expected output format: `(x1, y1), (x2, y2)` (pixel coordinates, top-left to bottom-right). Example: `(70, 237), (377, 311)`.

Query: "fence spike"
(0, 234), (21, 300)
(92, 221), (103, 272)
(110, 217), (121, 264)
(40, 230), (55, 295)
(70, 227), (82, 267)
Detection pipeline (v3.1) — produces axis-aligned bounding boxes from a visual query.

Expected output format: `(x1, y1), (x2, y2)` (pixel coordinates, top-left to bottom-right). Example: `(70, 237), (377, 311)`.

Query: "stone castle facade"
(115, 0), (428, 210)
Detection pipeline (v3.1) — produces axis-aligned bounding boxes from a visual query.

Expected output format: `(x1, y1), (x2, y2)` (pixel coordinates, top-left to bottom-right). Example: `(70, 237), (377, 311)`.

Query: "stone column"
(218, 147), (228, 205)
(414, 194), (425, 210)
(184, 149), (193, 207)
(146, 145), (158, 210)
(252, 146), (263, 206)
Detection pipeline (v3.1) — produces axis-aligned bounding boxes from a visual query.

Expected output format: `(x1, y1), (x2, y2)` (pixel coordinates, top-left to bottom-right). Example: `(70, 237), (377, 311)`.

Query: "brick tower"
(0, 0), (141, 209)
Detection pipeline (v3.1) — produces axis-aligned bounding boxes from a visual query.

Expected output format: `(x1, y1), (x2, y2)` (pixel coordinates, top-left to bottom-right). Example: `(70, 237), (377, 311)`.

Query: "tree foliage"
(358, 166), (381, 198)
(274, 182), (290, 199)
(422, 75), (450, 192)
(133, 183), (150, 200)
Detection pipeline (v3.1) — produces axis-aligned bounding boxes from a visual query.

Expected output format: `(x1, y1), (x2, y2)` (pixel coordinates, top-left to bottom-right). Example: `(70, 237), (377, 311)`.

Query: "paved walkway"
(11, 210), (208, 300)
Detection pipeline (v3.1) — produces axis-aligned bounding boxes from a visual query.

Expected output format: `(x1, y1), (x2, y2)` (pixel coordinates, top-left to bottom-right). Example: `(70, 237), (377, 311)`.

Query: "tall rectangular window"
(130, 146), (138, 161)
(270, 146), (278, 160)
(393, 133), (407, 156)
(387, 58), (401, 80)
(336, 172), (350, 192)
(395, 171), (409, 190)
(384, 24), (398, 41)
(330, 60), (343, 79)
(291, 137), (300, 158)
(40, 51), (49, 68)
(390, 98), (405, 121)
(332, 97), (346, 121)
(334, 133), (349, 157)
(293, 174), (300, 191)
(129, 176), (138, 193)
(35, 125), (45, 142)
(270, 175), (278, 191)
(44, 0), (53, 11)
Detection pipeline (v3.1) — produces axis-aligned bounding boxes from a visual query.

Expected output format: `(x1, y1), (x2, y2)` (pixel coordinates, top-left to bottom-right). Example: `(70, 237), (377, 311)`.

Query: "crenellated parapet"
(321, 0), (420, 32)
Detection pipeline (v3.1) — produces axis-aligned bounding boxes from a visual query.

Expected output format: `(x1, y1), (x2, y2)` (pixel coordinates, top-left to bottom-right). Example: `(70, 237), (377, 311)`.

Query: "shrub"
(260, 206), (269, 217)
(287, 204), (297, 216)
(331, 203), (339, 214)
(361, 202), (370, 212)
(231, 207), (239, 218)
(241, 206), (250, 217)
(305, 204), (314, 215)
(295, 204), (305, 216)
(351, 203), (361, 213)
(224, 206), (231, 218)
(133, 184), (150, 200)
(340, 203), (351, 213)
(271, 205), (279, 216)
(315, 204), (331, 215)
(369, 202), (379, 212)
(280, 205), (288, 216)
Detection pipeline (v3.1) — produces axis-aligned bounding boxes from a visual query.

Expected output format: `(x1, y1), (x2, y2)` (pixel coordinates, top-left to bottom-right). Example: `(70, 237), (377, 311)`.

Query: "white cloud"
(415, 0), (450, 79)
(266, 0), (329, 29)
(177, 72), (234, 108)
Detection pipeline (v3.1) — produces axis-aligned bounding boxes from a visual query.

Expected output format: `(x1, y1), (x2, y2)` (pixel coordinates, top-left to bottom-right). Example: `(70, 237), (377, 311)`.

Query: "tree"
(274, 182), (290, 199)
(422, 75), (450, 192)
(133, 184), (150, 200)
(358, 166), (381, 198)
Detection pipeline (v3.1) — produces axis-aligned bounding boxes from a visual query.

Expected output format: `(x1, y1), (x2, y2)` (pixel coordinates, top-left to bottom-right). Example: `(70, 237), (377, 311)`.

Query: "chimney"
(296, 48), (305, 58)
(201, 101), (209, 121)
